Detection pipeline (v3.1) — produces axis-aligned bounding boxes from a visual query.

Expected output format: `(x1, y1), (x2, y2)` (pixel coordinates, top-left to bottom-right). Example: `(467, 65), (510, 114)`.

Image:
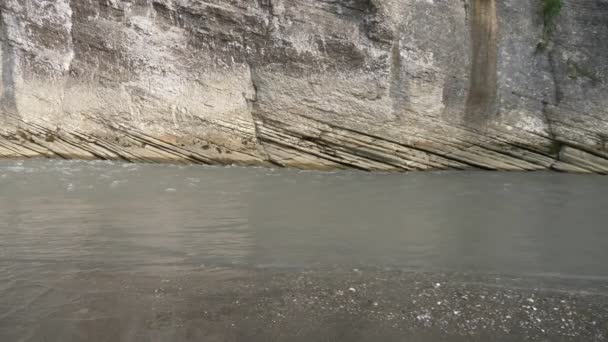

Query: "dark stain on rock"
(1, 12), (18, 119)
(465, 0), (498, 124)
(389, 39), (408, 116)
(318, 37), (368, 69)
(360, 0), (394, 46)
(152, 2), (177, 27)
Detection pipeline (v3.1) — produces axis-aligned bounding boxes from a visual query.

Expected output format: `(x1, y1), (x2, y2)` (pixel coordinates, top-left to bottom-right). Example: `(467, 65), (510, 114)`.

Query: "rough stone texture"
(0, 0), (607, 172)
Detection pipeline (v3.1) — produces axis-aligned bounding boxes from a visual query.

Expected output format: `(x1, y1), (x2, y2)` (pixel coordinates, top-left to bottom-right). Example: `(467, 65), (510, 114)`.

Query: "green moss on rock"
(537, 0), (563, 52)
(543, 0), (563, 27)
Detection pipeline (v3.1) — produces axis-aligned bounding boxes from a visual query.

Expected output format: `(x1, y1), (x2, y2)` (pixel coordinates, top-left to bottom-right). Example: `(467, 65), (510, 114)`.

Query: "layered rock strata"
(1, 0), (607, 172)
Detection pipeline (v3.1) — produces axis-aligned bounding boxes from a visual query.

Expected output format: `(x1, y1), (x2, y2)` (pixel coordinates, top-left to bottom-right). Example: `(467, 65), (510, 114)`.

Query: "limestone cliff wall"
(0, 0), (607, 172)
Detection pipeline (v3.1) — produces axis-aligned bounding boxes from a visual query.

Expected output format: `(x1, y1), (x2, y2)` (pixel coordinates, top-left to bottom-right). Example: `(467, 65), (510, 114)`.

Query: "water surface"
(2, 160), (608, 341)
(1, 159), (608, 278)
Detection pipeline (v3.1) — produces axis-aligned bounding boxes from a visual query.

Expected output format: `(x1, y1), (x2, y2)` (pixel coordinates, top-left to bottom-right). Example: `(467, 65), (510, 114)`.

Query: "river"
(1, 160), (607, 341)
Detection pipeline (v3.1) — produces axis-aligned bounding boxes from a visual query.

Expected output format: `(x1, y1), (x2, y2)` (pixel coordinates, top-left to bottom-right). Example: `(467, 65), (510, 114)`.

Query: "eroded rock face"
(0, 0), (607, 172)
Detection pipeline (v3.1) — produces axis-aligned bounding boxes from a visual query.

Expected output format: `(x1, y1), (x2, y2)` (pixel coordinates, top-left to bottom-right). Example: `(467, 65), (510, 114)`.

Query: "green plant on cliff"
(543, 0), (563, 26)
(537, 0), (563, 52)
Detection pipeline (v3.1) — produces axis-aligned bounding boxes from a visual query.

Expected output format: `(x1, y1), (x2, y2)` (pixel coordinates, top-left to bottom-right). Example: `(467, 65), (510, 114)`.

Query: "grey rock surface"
(0, 0), (607, 172)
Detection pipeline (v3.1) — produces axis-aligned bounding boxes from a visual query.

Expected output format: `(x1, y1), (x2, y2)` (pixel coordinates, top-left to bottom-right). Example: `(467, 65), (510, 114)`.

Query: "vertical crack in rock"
(389, 38), (408, 116)
(542, 53), (564, 164)
(546, 40), (563, 108)
(465, 0), (498, 123)
(541, 100), (563, 163)
(539, 1), (565, 164)
(65, 0), (74, 74)
(61, 0), (75, 113)
(244, 62), (279, 166)
(462, 0), (470, 22)
(0, 11), (18, 120)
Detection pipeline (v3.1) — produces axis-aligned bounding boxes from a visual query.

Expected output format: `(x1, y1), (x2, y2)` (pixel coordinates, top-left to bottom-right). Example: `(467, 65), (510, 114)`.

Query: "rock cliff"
(1, 0), (607, 172)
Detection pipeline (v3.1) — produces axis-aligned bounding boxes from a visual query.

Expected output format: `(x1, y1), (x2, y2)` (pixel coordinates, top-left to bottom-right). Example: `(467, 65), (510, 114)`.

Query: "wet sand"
(2, 267), (607, 341)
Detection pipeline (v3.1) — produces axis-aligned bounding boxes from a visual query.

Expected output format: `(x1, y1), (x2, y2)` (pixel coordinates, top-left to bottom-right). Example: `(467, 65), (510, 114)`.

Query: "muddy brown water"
(1, 160), (607, 341)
